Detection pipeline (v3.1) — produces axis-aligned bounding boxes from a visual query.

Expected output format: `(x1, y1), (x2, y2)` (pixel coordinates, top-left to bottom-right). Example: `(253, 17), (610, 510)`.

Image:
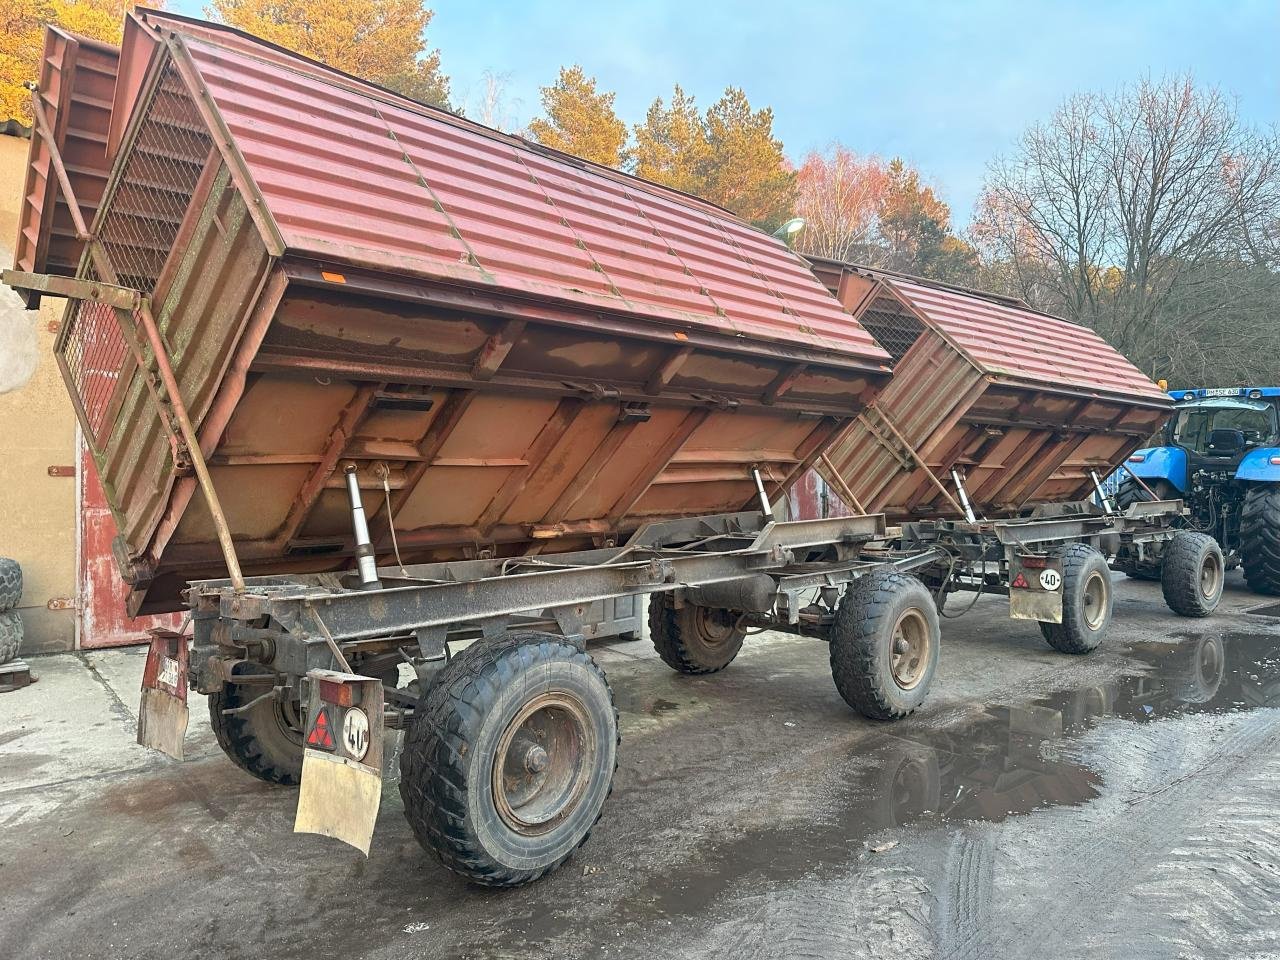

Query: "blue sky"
(172, 0), (1278, 226)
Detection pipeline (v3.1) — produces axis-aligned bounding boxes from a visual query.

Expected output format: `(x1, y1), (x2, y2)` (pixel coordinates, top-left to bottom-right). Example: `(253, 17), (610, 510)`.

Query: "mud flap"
(1008, 552), (1064, 623)
(294, 670), (385, 856)
(138, 629), (189, 759)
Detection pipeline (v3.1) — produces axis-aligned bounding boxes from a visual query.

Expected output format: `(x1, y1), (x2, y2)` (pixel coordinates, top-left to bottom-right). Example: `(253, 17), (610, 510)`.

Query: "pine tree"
(526, 65), (627, 167)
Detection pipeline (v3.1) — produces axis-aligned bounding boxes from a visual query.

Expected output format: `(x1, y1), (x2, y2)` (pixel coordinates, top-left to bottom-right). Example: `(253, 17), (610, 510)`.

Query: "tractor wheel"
(1114, 479), (1177, 580)
(648, 594), (745, 674)
(1160, 531), (1224, 618)
(1040, 544), (1112, 654)
(1241, 485), (1280, 596)
(400, 632), (618, 888)
(208, 669), (305, 786)
(829, 570), (940, 721)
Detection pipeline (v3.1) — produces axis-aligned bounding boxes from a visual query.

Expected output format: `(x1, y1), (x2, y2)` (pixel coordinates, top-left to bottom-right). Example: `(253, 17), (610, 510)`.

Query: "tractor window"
(1171, 400), (1278, 455)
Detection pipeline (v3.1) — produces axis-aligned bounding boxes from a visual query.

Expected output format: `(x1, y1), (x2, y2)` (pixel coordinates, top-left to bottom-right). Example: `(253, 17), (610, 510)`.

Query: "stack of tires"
(0, 558), (22, 665)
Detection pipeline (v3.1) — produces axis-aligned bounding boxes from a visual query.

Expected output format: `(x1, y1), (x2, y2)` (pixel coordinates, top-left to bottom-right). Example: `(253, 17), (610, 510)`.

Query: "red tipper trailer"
(5, 15), (1216, 889)
(11, 11), (890, 617)
(806, 259), (1172, 521)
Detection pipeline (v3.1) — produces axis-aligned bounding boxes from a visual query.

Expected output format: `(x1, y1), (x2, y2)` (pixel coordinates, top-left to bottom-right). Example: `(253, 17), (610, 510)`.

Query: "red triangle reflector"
(1011, 572), (1029, 589)
(307, 706), (334, 748)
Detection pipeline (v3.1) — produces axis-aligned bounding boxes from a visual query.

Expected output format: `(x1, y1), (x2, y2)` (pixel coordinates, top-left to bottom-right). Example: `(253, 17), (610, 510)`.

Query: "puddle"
(636, 630), (1280, 922)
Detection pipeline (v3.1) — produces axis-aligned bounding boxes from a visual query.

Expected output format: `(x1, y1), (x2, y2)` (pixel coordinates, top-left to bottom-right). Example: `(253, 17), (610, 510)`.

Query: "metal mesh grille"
(59, 61), (211, 449)
(860, 300), (925, 365)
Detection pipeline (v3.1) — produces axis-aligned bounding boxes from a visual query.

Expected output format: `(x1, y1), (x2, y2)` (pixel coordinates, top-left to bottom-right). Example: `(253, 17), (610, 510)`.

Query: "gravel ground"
(1, 572), (1278, 960)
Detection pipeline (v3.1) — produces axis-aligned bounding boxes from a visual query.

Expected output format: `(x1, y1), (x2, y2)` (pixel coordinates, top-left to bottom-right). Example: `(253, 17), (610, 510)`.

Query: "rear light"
(1020, 555), (1049, 569)
(1128, 454), (1146, 463)
(318, 678), (359, 707)
(1270, 457), (1280, 466)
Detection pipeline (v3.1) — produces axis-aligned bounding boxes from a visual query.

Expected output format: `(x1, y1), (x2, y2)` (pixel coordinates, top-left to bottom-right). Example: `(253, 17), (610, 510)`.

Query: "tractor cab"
(1168, 390), (1280, 469)
(1119, 387), (1280, 593)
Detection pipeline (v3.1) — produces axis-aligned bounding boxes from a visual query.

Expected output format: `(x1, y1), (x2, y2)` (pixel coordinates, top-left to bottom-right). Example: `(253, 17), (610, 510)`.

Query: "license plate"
(1202, 387), (1241, 397)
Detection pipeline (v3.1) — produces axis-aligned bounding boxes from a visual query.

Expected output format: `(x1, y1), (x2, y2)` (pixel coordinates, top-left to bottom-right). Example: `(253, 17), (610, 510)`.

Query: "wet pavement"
(2, 573), (1279, 959)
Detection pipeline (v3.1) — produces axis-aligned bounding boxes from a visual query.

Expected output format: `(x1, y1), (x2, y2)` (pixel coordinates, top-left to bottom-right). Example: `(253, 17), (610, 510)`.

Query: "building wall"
(0, 133), (79, 653)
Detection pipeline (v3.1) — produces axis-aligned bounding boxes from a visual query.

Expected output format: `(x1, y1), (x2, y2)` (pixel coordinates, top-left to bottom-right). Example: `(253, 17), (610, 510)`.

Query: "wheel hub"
(1082, 571), (1108, 630)
(492, 692), (595, 836)
(889, 609), (931, 690)
(1200, 551), (1223, 600)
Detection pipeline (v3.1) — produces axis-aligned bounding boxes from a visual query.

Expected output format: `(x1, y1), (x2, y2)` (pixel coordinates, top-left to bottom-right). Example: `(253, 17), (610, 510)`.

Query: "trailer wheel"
(648, 594), (745, 674)
(208, 670), (305, 786)
(1160, 531), (1224, 618)
(400, 632), (618, 888)
(1039, 544), (1112, 654)
(1241, 485), (1280, 596)
(829, 570), (940, 721)
(1114, 480), (1176, 579)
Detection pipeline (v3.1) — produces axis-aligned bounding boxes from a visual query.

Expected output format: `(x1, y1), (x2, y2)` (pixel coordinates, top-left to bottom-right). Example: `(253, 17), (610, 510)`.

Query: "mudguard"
(1235, 448), (1280, 483)
(1123, 446), (1187, 492)
(294, 670), (385, 856)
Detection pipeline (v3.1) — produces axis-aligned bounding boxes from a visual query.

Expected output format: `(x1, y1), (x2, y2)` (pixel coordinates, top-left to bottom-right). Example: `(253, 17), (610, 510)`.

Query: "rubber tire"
(648, 594), (745, 674)
(829, 569), (941, 721)
(208, 671), (304, 786)
(400, 633), (618, 888)
(1160, 531), (1224, 618)
(0, 609), (22, 665)
(1241, 485), (1280, 596)
(1039, 543), (1113, 654)
(1114, 480), (1175, 580)
(0, 558), (21, 611)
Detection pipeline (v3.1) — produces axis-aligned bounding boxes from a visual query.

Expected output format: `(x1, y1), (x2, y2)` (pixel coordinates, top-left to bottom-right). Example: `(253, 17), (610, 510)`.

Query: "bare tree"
(468, 69), (519, 132)
(974, 76), (1280, 384)
(793, 146), (888, 261)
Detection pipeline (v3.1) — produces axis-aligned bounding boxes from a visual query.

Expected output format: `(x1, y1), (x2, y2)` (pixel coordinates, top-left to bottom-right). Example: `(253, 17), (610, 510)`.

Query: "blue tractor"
(1117, 387), (1280, 594)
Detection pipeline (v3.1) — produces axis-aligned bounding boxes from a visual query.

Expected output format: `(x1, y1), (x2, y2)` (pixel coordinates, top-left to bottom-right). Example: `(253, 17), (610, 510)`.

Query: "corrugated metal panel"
(882, 276), (1170, 403)
(809, 261), (1172, 521)
(12, 28), (119, 305)
(166, 25), (888, 364)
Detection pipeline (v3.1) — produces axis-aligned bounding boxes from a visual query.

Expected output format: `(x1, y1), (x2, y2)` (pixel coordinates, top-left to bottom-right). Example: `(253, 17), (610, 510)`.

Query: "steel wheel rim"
(493, 692), (595, 836)
(889, 608), (931, 690)
(1200, 551), (1224, 600)
(695, 607), (738, 647)
(1082, 571), (1109, 630)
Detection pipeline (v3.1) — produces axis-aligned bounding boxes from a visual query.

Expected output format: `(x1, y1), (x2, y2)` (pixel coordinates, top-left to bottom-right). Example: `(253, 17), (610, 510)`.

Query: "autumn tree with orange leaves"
(794, 147), (976, 282)
(209, 0), (452, 108)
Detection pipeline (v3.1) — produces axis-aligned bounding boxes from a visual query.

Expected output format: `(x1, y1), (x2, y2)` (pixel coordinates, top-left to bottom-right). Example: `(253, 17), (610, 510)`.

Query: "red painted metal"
(157, 14), (887, 363)
(883, 276), (1170, 402)
(17, 15), (891, 615)
(12, 28), (119, 306)
(79, 440), (181, 648)
(806, 260), (1172, 521)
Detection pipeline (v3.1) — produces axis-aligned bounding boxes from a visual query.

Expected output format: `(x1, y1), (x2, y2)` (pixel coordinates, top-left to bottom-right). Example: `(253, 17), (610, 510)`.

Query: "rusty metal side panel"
(12, 28), (118, 305)
(97, 159), (271, 560)
(819, 333), (985, 518)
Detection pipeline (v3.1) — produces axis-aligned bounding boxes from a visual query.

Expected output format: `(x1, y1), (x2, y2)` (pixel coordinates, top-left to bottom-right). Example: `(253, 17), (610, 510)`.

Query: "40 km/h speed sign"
(1039, 568), (1063, 591)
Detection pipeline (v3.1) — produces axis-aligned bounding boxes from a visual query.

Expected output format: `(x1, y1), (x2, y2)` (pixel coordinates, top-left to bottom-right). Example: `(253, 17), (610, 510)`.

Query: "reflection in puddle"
(647, 631), (1280, 920)
(876, 631), (1280, 829)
